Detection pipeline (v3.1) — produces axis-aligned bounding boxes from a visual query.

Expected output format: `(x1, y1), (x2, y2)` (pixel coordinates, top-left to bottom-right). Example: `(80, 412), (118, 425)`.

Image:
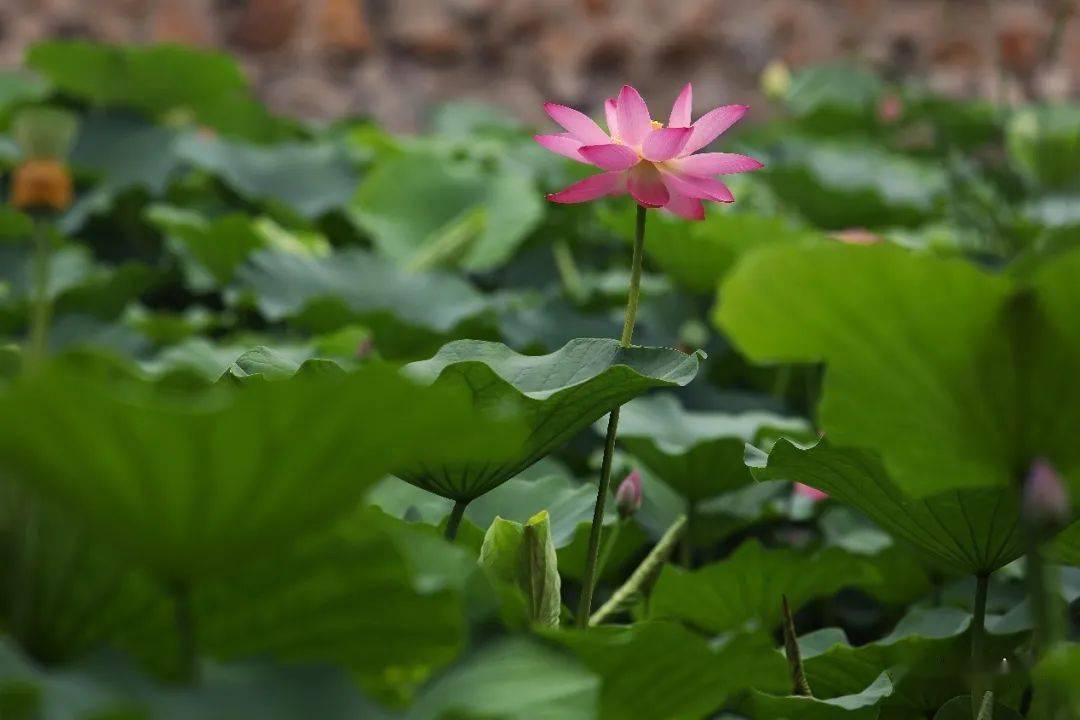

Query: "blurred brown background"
(1, 0), (1077, 131)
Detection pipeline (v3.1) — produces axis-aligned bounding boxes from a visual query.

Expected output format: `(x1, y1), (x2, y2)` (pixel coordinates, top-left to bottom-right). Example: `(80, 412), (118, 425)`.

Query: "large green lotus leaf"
(1007, 105), (1080, 192)
(26, 41), (288, 142)
(552, 622), (787, 720)
(173, 508), (471, 703)
(649, 539), (880, 634)
(761, 139), (947, 228)
(177, 135), (358, 218)
(0, 636), (387, 720)
(717, 242), (1020, 497)
(406, 637), (599, 720)
(797, 607), (1029, 717)
(398, 338), (702, 501)
(755, 440), (1027, 576)
(1019, 248), (1080, 496)
(749, 672), (893, 720)
(352, 150), (543, 272)
(609, 392), (810, 502)
(0, 488), (166, 664)
(233, 247), (493, 356)
(0, 363), (507, 582)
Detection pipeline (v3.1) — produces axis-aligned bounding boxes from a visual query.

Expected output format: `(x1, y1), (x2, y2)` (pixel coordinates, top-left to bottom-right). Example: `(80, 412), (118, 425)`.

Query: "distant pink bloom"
(615, 469), (643, 519)
(1023, 458), (1070, 526)
(794, 483), (828, 502)
(535, 84), (762, 220)
(831, 228), (884, 245)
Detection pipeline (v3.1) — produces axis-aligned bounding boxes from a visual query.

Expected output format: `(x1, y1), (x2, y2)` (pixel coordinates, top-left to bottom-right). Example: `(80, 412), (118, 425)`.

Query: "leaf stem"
(577, 204), (647, 627)
(970, 573), (990, 720)
(26, 219), (52, 371)
(590, 514), (686, 626)
(445, 499), (468, 541)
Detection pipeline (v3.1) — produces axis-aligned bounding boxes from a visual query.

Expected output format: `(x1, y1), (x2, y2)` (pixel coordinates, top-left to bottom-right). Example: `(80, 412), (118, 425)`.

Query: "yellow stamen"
(650, 120), (664, 130)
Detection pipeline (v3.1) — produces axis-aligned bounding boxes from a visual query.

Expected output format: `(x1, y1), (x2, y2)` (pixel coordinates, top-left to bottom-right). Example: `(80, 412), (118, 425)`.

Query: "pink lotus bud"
(615, 469), (643, 519)
(794, 483), (828, 502)
(877, 93), (903, 124)
(1023, 458), (1070, 527)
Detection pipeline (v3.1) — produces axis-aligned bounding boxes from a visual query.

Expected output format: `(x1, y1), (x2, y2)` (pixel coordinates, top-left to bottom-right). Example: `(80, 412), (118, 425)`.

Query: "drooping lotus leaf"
(755, 440), (1029, 576)
(792, 607), (1029, 718)
(717, 242), (1080, 498)
(648, 539), (880, 634)
(397, 338), (703, 502)
(0, 363), (510, 582)
(609, 392), (811, 502)
(749, 672), (893, 720)
(551, 622), (787, 720)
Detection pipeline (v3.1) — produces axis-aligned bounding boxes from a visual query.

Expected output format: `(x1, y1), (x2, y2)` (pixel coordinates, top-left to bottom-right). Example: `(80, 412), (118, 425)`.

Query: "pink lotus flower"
(536, 84), (762, 220)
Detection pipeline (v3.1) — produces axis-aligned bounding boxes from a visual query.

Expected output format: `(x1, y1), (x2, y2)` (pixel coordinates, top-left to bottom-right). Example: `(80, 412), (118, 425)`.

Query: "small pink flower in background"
(794, 483), (828, 502)
(535, 84), (763, 220)
(615, 469), (643, 519)
(1023, 458), (1070, 526)
(831, 228), (884, 245)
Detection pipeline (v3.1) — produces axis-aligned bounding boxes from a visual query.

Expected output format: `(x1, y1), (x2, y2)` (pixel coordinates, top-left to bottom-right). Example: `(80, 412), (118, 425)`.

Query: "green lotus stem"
(1025, 538), (1063, 660)
(445, 499), (468, 541)
(407, 205), (486, 273)
(590, 514), (686, 626)
(172, 581), (198, 684)
(976, 691), (994, 720)
(782, 595), (813, 697)
(26, 220), (53, 371)
(552, 238), (586, 304)
(970, 573), (990, 720)
(679, 500), (696, 567)
(577, 204), (647, 627)
(594, 517), (624, 581)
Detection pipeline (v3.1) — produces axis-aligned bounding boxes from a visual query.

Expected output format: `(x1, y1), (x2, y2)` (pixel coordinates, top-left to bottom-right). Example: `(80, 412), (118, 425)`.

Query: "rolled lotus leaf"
(397, 338), (703, 502)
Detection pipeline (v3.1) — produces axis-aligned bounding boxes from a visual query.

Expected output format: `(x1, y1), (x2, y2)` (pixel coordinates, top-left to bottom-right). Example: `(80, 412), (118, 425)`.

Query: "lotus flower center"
(650, 120), (664, 130)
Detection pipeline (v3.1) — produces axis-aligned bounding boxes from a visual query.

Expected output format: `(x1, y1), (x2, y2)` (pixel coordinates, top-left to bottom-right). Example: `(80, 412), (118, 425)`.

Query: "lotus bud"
(1023, 458), (1070, 529)
(10, 107), (79, 212)
(615, 469), (642, 519)
(761, 59), (792, 100)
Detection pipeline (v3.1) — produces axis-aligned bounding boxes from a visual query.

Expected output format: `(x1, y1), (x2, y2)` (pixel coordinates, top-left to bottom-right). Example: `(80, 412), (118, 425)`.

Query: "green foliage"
(718, 242), (1080, 498)
(3, 40), (1080, 720)
(398, 338), (701, 501)
(612, 392), (810, 502)
(649, 540), (880, 633)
